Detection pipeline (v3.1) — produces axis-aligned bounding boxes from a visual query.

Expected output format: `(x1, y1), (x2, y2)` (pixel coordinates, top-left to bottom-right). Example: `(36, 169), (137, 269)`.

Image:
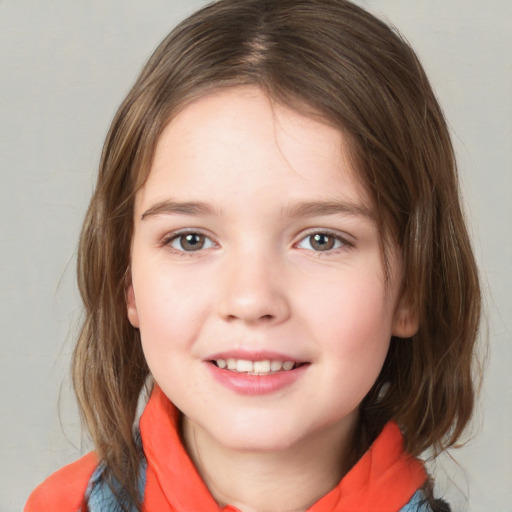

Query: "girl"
(25, 0), (481, 511)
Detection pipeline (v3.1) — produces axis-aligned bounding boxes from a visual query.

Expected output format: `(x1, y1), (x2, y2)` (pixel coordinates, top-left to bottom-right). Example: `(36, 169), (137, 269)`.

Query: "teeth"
(253, 360), (271, 373)
(270, 360), (283, 371)
(236, 359), (253, 372)
(215, 358), (297, 374)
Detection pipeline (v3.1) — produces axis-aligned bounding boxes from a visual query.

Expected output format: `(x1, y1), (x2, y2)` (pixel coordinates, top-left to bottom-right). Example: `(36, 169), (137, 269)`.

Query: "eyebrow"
(281, 200), (374, 220)
(141, 200), (219, 220)
(141, 198), (373, 221)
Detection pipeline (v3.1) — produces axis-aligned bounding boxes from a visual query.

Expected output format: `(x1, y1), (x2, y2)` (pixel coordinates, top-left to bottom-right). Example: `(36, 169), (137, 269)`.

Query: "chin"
(207, 416), (320, 454)
(219, 431), (302, 454)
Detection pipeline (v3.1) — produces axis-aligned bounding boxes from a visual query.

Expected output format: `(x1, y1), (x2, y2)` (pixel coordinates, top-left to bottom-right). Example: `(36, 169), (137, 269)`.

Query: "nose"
(216, 249), (291, 325)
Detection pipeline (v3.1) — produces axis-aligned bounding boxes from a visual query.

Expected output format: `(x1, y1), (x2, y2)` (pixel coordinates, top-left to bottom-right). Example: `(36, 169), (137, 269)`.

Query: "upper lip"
(205, 349), (307, 363)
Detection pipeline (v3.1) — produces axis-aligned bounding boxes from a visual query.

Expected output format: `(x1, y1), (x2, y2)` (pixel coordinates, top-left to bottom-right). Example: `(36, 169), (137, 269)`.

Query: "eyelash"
(161, 230), (216, 254)
(161, 229), (353, 254)
(294, 229), (353, 254)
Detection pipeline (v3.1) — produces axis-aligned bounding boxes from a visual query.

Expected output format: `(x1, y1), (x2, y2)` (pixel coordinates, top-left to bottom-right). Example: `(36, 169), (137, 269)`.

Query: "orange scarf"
(25, 386), (426, 512)
(142, 387), (426, 512)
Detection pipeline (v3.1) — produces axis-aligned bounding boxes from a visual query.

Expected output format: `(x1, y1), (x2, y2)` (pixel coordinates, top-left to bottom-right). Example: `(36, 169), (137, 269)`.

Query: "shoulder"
(24, 451), (99, 512)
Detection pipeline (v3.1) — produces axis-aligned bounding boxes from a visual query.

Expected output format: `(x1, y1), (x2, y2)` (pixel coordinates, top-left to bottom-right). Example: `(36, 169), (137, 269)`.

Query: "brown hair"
(73, 0), (481, 508)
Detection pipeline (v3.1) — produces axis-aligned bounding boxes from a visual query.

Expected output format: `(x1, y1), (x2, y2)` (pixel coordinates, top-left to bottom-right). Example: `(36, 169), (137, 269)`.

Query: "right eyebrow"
(140, 200), (219, 220)
(282, 199), (374, 220)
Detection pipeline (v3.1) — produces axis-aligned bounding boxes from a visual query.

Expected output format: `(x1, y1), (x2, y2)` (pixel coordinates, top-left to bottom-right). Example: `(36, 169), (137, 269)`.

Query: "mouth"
(205, 352), (310, 395)
(209, 358), (307, 375)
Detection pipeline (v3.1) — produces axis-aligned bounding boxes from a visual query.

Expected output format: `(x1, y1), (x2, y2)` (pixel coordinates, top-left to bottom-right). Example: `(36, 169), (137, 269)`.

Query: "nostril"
(225, 313), (275, 323)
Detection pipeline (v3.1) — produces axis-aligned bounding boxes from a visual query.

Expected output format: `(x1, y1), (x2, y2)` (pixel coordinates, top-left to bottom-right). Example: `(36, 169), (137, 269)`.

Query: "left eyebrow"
(281, 200), (374, 220)
(141, 200), (220, 220)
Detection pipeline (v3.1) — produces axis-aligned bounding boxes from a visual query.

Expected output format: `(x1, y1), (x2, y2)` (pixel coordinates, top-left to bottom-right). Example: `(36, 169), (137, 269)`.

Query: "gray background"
(1, 1), (510, 511)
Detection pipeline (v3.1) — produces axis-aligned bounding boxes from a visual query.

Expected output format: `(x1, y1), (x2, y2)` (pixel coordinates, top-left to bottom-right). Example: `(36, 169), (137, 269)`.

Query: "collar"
(140, 386), (426, 512)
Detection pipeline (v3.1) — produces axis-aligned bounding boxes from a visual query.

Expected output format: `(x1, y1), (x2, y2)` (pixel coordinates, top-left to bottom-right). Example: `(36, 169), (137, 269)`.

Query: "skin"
(127, 86), (417, 512)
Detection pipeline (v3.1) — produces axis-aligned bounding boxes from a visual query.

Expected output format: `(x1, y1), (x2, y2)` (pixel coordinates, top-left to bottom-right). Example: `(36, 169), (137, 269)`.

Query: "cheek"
(307, 274), (394, 409)
(300, 268), (394, 361)
(131, 263), (211, 354)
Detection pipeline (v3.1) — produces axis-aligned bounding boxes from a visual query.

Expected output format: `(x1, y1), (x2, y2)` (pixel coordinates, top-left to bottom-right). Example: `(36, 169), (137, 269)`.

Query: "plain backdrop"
(1, 1), (511, 511)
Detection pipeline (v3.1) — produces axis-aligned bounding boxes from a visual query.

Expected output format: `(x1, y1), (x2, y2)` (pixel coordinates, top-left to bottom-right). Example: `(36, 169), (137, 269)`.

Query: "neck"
(182, 414), (357, 512)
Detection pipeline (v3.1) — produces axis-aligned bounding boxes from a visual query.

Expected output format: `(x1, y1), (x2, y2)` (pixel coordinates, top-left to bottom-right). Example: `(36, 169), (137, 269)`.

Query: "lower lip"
(207, 363), (309, 396)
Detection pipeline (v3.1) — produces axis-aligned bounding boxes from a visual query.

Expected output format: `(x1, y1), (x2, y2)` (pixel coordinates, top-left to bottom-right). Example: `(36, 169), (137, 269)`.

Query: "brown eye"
(297, 232), (345, 252)
(309, 233), (335, 251)
(169, 233), (214, 252)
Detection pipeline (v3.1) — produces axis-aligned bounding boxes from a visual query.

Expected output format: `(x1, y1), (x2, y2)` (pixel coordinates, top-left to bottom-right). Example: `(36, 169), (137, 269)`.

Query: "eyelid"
(161, 228), (218, 252)
(294, 228), (355, 251)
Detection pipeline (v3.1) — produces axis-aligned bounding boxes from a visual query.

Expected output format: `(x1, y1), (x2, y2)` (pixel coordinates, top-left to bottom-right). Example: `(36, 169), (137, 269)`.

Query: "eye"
(296, 232), (347, 252)
(167, 232), (215, 252)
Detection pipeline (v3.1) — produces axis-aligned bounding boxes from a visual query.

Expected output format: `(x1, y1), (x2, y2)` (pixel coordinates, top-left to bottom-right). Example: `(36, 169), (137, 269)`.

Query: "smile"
(207, 360), (309, 396)
(212, 358), (300, 375)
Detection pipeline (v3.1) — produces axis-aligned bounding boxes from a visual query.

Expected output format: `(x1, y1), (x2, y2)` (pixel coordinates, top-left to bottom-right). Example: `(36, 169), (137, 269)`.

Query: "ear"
(392, 294), (419, 339)
(126, 275), (140, 328)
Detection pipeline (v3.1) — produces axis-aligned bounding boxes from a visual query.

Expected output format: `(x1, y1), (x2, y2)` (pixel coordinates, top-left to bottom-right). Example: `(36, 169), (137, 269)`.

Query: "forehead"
(137, 86), (372, 214)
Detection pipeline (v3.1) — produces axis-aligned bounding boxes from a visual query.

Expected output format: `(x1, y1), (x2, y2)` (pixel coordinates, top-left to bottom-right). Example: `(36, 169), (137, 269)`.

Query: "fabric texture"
(24, 451), (98, 512)
(84, 456), (147, 512)
(25, 386), (429, 512)
(398, 490), (432, 512)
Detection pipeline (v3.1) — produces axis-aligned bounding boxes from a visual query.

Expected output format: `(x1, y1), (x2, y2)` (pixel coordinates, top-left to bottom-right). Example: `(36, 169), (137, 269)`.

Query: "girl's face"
(127, 86), (416, 454)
